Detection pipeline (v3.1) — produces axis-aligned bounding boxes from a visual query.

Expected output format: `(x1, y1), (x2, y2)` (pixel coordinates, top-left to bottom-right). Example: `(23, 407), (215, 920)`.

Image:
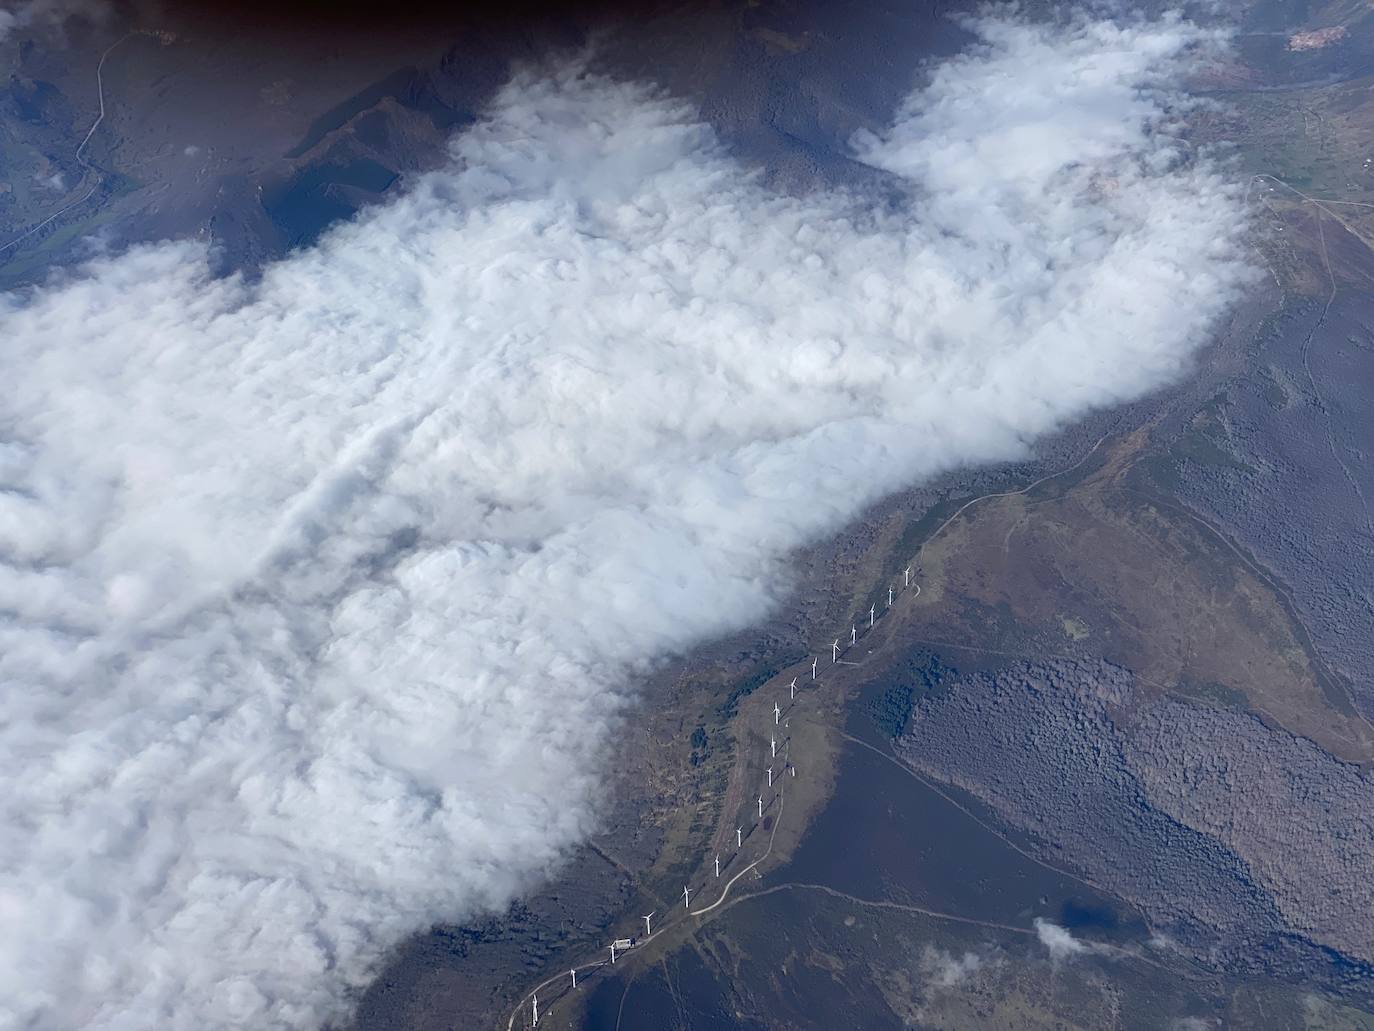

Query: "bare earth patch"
(1288, 26), (1347, 51)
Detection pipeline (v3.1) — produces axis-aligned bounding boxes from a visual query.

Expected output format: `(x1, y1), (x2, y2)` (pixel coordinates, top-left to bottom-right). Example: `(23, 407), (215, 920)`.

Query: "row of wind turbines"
(524, 565), (920, 1028)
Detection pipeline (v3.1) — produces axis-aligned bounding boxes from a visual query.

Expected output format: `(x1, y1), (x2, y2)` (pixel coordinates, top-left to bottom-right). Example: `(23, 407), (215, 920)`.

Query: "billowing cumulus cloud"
(0, 11), (1251, 1030)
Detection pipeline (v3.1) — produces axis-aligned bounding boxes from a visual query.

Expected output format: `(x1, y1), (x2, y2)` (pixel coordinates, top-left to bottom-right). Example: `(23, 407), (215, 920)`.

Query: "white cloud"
(0, 11), (1252, 1030)
(1034, 919), (1090, 962)
(921, 945), (986, 988)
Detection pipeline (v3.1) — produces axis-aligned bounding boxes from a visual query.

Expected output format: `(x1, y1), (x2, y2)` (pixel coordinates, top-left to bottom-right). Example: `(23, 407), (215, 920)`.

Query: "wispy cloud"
(0, 0), (102, 43)
(1034, 919), (1091, 962)
(921, 945), (987, 988)
(0, 11), (1251, 1029)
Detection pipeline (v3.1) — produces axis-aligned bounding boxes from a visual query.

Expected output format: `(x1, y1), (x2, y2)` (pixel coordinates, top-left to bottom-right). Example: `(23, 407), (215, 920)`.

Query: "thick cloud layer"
(0, 13), (1251, 1030)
